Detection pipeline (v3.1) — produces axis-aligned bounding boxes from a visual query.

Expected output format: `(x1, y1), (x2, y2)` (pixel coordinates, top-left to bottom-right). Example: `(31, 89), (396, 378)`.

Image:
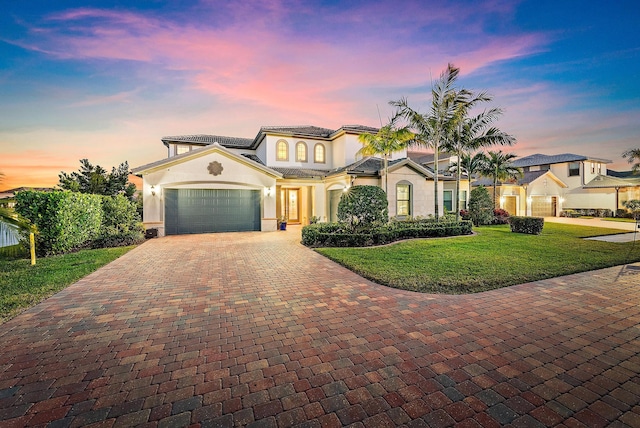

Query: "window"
(598, 163), (602, 174)
(176, 145), (191, 155)
(276, 140), (289, 161)
(314, 143), (325, 163)
(295, 142), (307, 162)
(443, 190), (453, 212)
(460, 190), (468, 211)
(590, 162), (595, 174)
(396, 183), (411, 216)
(568, 162), (580, 177)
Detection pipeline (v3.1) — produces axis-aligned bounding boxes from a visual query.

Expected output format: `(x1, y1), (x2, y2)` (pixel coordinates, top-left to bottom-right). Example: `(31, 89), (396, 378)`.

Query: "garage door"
(165, 189), (260, 235)
(531, 196), (557, 217)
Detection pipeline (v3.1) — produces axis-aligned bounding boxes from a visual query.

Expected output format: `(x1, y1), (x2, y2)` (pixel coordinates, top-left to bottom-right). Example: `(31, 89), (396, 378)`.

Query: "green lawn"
(0, 246), (134, 323)
(602, 217), (638, 223)
(316, 223), (640, 294)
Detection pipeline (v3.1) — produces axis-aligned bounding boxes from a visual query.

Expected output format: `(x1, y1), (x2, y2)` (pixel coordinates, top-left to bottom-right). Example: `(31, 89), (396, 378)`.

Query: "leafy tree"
(623, 199), (640, 218)
(358, 120), (414, 194)
(59, 159), (136, 200)
(338, 185), (388, 230)
(391, 64), (479, 219)
(468, 186), (494, 226)
(622, 148), (640, 174)
(481, 151), (522, 207)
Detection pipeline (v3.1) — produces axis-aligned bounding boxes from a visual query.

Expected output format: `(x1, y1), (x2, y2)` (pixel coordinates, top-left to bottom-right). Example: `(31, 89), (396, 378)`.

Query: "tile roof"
(271, 168), (331, 179)
(608, 170), (638, 178)
(259, 126), (336, 138)
(241, 154), (265, 165)
(162, 134), (254, 149)
(473, 170), (546, 187)
(512, 153), (611, 167)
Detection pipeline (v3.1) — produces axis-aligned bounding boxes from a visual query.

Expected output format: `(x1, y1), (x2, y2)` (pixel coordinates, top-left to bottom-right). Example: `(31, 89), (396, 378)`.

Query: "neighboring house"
(474, 153), (640, 216)
(133, 125), (448, 236)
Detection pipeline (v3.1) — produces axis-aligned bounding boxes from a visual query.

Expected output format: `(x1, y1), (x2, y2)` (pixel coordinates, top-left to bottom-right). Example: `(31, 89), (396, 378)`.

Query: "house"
(133, 125), (454, 236)
(475, 153), (640, 216)
(409, 152), (469, 212)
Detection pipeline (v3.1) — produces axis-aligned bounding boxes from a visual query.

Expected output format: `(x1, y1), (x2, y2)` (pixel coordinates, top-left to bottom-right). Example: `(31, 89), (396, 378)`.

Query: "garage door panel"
(165, 189), (260, 235)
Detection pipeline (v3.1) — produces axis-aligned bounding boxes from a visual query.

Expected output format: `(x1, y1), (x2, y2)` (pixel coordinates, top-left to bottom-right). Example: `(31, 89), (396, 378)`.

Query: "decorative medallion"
(207, 161), (223, 176)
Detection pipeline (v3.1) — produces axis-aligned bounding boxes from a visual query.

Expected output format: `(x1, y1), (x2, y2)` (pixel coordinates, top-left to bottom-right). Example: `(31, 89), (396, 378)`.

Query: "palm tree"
(444, 104), (516, 219)
(622, 148), (640, 174)
(482, 151), (522, 207)
(391, 63), (472, 219)
(451, 151), (489, 209)
(358, 120), (414, 194)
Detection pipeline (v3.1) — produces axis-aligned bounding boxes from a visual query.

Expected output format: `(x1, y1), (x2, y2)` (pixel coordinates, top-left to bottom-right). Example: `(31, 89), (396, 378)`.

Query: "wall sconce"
(151, 185), (156, 196)
(527, 196), (532, 204)
(265, 187), (272, 196)
(559, 197), (565, 204)
(343, 185), (349, 193)
(499, 196), (506, 205)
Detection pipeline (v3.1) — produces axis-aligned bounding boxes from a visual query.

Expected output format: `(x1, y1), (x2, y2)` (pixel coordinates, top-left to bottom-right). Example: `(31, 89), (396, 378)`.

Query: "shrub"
(468, 186), (494, 226)
(460, 209), (470, 221)
(623, 200), (640, 217)
(337, 185), (388, 230)
(302, 220), (472, 247)
(493, 208), (510, 224)
(509, 216), (544, 235)
(15, 190), (102, 256)
(92, 195), (145, 248)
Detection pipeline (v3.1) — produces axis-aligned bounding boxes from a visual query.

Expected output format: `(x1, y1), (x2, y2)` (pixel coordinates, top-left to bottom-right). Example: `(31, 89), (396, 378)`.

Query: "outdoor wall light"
(527, 196), (532, 203)
(500, 196), (506, 205)
(343, 185), (349, 192)
(265, 187), (272, 196)
(559, 197), (565, 204)
(151, 185), (156, 196)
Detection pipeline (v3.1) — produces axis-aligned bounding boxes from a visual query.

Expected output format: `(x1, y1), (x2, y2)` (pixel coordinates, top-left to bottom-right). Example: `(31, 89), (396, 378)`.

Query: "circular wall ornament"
(208, 161), (223, 176)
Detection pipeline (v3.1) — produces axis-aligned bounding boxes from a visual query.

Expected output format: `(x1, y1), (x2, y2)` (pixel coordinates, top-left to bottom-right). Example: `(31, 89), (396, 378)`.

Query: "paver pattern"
(1, 228), (640, 427)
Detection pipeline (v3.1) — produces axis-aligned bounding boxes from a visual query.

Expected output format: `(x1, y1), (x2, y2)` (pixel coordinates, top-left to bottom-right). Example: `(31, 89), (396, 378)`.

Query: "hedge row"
(302, 220), (473, 247)
(509, 216), (544, 235)
(15, 191), (144, 256)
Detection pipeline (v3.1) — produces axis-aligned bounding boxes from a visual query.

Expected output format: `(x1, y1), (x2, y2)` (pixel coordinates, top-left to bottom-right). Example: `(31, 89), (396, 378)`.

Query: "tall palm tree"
(482, 151), (522, 207)
(391, 63), (472, 219)
(622, 148), (640, 174)
(451, 152), (489, 209)
(444, 105), (516, 219)
(358, 121), (414, 194)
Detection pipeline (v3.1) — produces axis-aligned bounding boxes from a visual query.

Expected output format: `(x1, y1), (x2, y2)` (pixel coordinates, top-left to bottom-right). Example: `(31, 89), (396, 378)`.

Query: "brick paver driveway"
(1, 229), (640, 427)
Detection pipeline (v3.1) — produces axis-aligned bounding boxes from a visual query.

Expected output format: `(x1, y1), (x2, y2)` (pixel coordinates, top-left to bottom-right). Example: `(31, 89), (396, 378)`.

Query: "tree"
(444, 104), (516, 219)
(482, 151), (522, 207)
(451, 151), (489, 209)
(358, 120), (414, 194)
(59, 159), (136, 200)
(337, 185), (388, 230)
(468, 186), (494, 226)
(622, 148), (640, 174)
(391, 63), (477, 219)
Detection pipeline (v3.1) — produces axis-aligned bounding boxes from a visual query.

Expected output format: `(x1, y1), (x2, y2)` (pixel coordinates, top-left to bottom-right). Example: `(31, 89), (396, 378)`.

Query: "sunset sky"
(1, 0), (639, 190)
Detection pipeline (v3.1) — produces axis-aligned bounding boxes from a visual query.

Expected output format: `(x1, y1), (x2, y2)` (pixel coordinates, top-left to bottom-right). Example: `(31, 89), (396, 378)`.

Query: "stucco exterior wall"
(141, 151), (278, 235)
(263, 135), (333, 169)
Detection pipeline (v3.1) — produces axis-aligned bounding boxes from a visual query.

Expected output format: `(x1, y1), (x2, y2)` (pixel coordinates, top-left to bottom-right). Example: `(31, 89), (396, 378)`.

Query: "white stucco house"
(132, 125), (454, 236)
(474, 153), (640, 216)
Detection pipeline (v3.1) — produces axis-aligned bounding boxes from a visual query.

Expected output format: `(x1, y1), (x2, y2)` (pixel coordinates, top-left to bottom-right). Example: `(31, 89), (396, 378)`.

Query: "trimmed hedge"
(15, 190), (144, 256)
(302, 220), (473, 247)
(509, 216), (544, 235)
(16, 190), (103, 256)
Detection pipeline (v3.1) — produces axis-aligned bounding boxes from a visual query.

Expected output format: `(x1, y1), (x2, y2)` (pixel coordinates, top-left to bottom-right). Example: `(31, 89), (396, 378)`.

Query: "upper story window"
(568, 162), (580, 177)
(590, 162), (595, 174)
(176, 144), (191, 155)
(314, 143), (325, 163)
(598, 163), (602, 174)
(296, 142), (308, 162)
(276, 140), (289, 161)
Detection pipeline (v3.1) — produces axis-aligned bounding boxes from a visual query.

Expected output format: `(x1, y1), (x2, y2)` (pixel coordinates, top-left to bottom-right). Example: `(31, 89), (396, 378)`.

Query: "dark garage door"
(165, 189), (260, 235)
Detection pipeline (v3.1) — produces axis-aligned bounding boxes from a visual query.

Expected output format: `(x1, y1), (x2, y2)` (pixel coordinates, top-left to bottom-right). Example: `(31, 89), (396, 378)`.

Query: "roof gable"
(132, 143), (282, 178)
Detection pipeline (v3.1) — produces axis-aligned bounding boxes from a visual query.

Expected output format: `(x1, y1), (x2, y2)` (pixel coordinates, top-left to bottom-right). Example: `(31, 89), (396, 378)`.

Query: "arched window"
(314, 143), (325, 163)
(296, 141), (308, 162)
(396, 182), (412, 217)
(276, 140), (289, 161)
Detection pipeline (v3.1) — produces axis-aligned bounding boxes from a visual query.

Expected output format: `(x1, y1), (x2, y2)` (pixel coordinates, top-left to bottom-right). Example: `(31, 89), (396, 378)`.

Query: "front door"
(281, 188), (300, 223)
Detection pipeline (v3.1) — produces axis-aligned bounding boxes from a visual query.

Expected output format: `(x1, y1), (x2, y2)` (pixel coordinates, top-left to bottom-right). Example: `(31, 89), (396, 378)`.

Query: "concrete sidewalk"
(545, 216), (640, 232)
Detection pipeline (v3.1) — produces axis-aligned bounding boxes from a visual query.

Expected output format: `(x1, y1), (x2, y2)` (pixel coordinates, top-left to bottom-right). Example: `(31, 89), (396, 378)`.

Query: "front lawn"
(0, 246), (134, 323)
(316, 223), (640, 294)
